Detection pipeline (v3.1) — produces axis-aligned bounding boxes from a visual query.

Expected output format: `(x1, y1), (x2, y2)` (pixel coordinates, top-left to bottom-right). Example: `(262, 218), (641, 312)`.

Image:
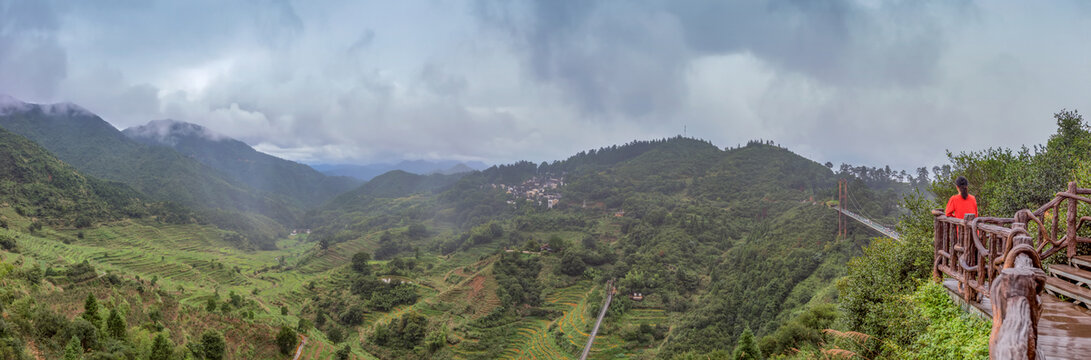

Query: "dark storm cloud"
(1, 1), (1089, 169)
(475, 0), (958, 118)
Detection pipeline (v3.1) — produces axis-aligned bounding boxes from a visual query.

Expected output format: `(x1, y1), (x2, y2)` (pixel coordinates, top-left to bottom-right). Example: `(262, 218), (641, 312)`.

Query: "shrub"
(275, 326), (298, 355)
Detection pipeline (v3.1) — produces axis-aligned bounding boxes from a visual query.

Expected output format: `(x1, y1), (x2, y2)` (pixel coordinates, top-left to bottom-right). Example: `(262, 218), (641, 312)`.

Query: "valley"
(0, 98), (910, 359)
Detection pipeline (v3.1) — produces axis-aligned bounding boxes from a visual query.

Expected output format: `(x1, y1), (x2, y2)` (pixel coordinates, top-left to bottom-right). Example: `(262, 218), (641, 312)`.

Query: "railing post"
(1067, 181), (1078, 259)
(934, 214), (943, 282)
(964, 214), (977, 303)
(989, 233), (1045, 360)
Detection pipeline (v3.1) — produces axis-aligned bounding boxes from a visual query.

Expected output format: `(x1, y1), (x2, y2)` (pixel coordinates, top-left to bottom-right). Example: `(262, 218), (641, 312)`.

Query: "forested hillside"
(294, 137), (905, 359)
(0, 99), (296, 248)
(124, 119), (360, 209)
(0, 127), (149, 227)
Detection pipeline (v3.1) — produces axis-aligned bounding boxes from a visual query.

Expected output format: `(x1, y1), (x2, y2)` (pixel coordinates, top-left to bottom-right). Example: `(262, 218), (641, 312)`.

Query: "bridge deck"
(942, 279), (1091, 359)
(835, 207), (900, 240)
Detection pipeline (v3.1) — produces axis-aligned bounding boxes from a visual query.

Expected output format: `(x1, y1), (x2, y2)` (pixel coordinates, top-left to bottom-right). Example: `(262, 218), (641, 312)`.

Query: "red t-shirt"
(945, 194), (978, 219)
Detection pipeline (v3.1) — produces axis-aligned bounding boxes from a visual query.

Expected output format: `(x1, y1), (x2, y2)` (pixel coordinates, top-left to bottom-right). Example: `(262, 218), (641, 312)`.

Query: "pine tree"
(731, 327), (763, 360)
(63, 335), (82, 360)
(149, 333), (173, 360)
(81, 293), (101, 326)
(106, 308), (126, 339)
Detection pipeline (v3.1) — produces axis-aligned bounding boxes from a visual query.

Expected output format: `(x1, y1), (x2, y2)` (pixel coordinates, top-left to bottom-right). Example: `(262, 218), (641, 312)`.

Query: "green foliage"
(758, 304), (837, 356)
(558, 250), (587, 276)
(336, 344), (351, 360)
(66, 318), (99, 352)
(837, 236), (930, 347)
(200, 330), (225, 360)
(149, 333), (174, 360)
(494, 253), (543, 307)
(296, 317), (312, 333)
(351, 251), (372, 274)
(64, 335), (83, 360)
(68, 261), (97, 282)
(731, 327), (762, 360)
(340, 305), (367, 326)
(893, 282), (989, 359)
(367, 283), (419, 311)
(81, 294), (101, 326)
(327, 326), (345, 343)
(105, 308), (125, 339)
(0, 127), (149, 226)
(275, 325), (298, 355)
(0, 234), (15, 252)
(373, 312), (428, 350)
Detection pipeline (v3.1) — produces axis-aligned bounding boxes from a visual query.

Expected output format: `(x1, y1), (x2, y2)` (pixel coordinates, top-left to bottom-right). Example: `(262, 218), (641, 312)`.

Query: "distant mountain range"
(311, 160), (488, 181)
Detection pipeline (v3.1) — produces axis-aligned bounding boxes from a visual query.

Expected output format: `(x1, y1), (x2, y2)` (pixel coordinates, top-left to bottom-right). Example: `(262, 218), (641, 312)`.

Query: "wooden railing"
(932, 181), (1091, 359)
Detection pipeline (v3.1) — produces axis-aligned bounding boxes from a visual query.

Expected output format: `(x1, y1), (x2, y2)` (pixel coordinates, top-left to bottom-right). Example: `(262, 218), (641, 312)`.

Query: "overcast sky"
(2, 0), (1090, 169)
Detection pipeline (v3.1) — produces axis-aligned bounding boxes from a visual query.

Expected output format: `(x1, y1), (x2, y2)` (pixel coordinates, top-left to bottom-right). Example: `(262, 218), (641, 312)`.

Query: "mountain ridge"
(123, 119), (360, 209)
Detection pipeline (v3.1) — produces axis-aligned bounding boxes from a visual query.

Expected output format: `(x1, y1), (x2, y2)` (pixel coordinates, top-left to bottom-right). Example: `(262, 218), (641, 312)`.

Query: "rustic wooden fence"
(933, 181), (1091, 359)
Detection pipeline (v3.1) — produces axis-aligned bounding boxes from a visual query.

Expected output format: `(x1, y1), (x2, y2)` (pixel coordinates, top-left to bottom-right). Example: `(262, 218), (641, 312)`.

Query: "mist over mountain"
(124, 119), (360, 209)
(0, 97), (299, 222)
(312, 160), (489, 181)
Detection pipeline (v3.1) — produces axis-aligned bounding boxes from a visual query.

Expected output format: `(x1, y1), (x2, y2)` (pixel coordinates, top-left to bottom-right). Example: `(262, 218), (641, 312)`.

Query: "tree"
(335, 345), (351, 360)
(69, 318), (100, 350)
(149, 333), (173, 360)
(64, 335), (82, 360)
(558, 250), (587, 276)
(328, 326), (345, 343)
(201, 330), (225, 360)
(340, 305), (366, 326)
(351, 251), (371, 274)
(206, 298), (217, 312)
(297, 318), (312, 333)
(731, 327), (762, 360)
(406, 223), (427, 239)
(275, 326), (298, 355)
(106, 308), (125, 339)
(82, 293), (101, 326)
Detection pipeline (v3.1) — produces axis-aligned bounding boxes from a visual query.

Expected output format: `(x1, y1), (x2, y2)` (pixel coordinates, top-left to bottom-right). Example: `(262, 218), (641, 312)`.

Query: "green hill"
(0, 127), (148, 226)
(123, 119), (359, 209)
(296, 136), (898, 359)
(0, 98), (298, 248)
(0, 99), (297, 223)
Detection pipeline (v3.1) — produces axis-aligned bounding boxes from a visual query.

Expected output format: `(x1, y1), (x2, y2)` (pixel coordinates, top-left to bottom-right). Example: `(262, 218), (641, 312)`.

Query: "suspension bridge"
(834, 178), (900, 240)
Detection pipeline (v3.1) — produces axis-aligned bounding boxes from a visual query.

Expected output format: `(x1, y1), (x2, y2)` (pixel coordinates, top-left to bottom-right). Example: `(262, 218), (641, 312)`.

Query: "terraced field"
(503, 319), (567, 359)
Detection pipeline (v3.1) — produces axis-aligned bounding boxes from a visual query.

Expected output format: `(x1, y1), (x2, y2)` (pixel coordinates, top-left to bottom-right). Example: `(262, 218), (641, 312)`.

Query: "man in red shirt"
(946, 176), (978, 219)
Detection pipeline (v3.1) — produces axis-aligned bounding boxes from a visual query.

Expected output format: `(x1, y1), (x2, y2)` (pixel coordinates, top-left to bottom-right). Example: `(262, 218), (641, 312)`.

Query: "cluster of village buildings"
(490, 175), (565, 209)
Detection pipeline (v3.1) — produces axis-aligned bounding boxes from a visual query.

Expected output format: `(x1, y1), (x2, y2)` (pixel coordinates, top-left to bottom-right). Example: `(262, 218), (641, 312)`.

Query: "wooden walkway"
(932, 182), (1091, 358)
(942, 280), (1091, 359)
